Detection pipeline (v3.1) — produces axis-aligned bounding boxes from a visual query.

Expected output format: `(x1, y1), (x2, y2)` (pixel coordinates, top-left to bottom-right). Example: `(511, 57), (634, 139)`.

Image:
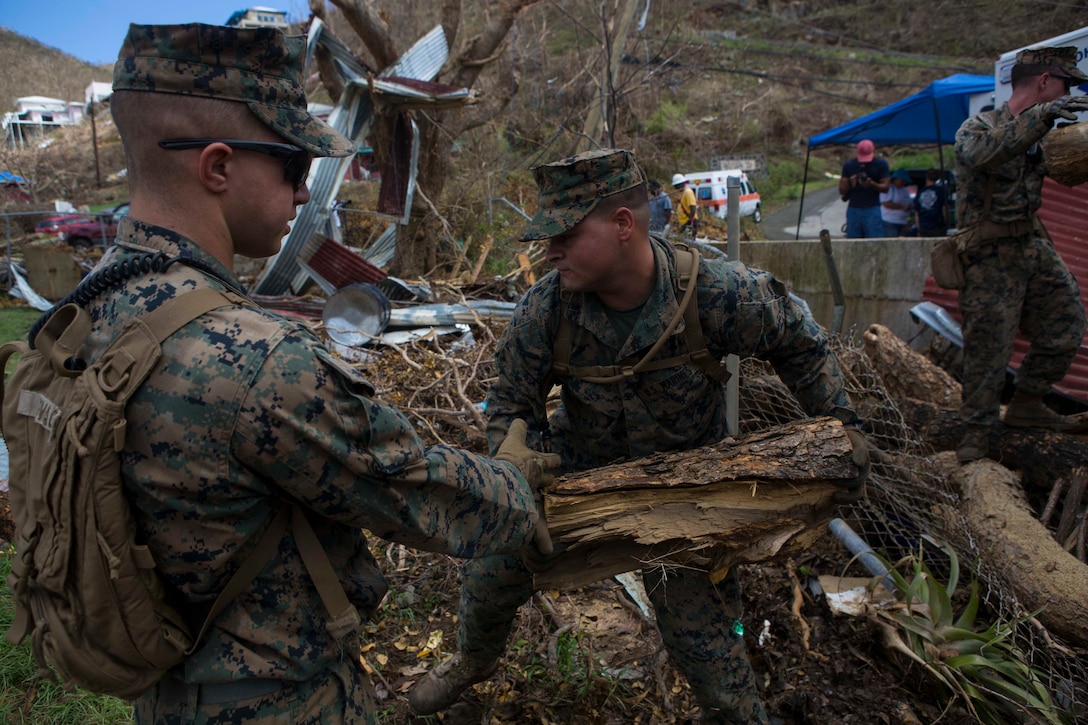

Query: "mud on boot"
(956, 428), (990, 464)
(408, 651), (499, 715)
(1003, 391), (1077, 431)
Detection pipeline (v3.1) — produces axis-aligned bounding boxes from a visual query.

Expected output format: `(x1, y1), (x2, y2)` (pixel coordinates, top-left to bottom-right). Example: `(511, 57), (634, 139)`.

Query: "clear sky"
(2, 1), (309, 66)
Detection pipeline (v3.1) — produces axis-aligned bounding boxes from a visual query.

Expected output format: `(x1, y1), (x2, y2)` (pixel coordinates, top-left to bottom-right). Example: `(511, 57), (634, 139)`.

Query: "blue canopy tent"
(796, 73), (994, 238)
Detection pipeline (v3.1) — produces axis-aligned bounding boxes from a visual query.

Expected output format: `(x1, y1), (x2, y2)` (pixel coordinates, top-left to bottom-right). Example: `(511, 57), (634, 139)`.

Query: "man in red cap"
(837, 139), (890, 237)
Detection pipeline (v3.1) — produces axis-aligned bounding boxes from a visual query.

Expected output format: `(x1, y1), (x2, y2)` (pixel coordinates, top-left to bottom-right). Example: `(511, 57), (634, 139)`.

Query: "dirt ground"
(358, 531), (978, 725)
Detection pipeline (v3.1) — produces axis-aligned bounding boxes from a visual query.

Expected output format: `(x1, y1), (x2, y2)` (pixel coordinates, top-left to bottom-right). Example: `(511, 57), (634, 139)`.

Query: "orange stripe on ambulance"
(682, 170), (762, 223)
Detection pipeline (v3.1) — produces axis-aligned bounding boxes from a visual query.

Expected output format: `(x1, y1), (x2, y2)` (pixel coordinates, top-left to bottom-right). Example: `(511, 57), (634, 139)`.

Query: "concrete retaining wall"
(732, 236), (937, 344)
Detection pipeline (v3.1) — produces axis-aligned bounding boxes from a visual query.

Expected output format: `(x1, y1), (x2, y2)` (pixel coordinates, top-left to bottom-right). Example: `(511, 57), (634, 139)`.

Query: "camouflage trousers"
(959, 234), (1086, 429)
(459, 554), (768, 724)
(133, 657), (376, 724)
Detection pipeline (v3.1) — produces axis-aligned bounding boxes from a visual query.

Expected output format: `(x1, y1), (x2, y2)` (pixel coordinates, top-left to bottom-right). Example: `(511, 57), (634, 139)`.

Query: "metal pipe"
(796, 147), (812, 240)
(828, 517), (895, 592)
(487, 197), (532, 228)
(819, 229), (845, 334)
(725, 176), (741, 436)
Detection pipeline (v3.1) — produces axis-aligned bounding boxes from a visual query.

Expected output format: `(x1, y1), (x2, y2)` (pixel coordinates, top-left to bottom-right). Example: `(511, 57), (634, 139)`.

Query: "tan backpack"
(0, 287), (359, 698)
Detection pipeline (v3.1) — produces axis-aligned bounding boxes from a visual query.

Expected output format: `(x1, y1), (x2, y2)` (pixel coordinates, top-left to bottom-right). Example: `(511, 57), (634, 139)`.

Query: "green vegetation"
(0, 306), (40, 375)
(0, 306), (39, 346)
(870, 542), (1068, 725)
(0, 27), (110, 116)
(644, 100), (688, 135)
(0, 551), (134, 725)
(761, 157), (823, 209)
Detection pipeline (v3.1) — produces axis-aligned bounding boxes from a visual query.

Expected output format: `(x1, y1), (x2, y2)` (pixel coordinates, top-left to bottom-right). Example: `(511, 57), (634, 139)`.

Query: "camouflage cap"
(520, 149), (646, 242)
(112, 23), (354, 157)
(1015, 45), (1088, 83)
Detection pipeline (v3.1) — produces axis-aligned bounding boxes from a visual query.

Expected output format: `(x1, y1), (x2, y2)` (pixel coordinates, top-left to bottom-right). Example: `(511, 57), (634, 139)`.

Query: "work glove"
(521, 536), (568, 574)
(1041, 95), (1088, 123)
(495, 419), (563, 558)
(836, 427), (870, 504)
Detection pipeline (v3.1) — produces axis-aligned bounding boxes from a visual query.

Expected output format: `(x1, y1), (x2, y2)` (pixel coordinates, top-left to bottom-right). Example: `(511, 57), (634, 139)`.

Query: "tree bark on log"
(533, 417), (854, 591)
(1041, 121), (1088, 187)
(953, 459), (1088, 648)
(861, 324), (962, 409)
(893, 397), (1088, 490)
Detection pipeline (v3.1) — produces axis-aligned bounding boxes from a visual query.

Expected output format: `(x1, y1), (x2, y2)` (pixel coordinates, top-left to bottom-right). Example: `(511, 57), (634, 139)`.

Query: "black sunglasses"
(1048, 73), (1076, 92)
(158, 138), (313, 191)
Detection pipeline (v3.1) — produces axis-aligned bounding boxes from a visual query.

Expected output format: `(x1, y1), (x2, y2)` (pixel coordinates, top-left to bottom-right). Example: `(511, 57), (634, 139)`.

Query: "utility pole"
(89, 97), (102, 188)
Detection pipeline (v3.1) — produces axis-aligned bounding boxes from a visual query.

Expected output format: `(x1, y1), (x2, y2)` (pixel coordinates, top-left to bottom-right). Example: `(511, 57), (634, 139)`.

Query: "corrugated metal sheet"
(253, 22), (450, 295)
(920, 178), (1088, 404)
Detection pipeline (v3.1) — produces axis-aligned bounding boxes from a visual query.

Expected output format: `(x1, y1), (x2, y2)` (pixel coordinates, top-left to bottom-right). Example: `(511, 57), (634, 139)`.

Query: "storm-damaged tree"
(308, 0), (688, 278)
(308, 0), (545, 278)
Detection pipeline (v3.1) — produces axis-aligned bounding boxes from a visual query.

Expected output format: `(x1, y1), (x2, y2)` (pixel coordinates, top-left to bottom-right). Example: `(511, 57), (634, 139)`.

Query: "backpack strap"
(183, 503), (361, 654)
(292, 507), (362, 639)
(0, 341), (31, 437)
(550, 245), (729, 385)
(137, 290), (362, 646)
(139, 288), (248, 343)
(52, 289), (360, 649)
(187, 504), (292, 655)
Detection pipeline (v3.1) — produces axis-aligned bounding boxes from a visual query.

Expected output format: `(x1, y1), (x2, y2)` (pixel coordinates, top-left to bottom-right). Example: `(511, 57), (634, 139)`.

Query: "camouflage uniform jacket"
(485, 236), (859, 471)
(80, 217), (537, 685)
(954, 103), (1053, 228)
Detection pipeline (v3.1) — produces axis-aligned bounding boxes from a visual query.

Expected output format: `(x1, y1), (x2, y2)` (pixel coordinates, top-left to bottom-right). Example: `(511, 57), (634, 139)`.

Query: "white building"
(225, 7), (290, 30)
(85, 82), (113, 107)
(2, 96), (86, 148)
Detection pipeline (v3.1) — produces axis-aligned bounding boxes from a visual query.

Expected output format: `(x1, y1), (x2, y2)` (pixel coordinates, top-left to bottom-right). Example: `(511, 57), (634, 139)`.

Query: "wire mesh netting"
(346, 311), (1086, 721)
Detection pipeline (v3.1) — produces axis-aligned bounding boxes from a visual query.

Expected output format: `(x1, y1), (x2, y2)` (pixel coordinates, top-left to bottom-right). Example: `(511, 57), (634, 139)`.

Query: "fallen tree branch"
(954, 460), (1088, 647)
(533, 418), (853, 591)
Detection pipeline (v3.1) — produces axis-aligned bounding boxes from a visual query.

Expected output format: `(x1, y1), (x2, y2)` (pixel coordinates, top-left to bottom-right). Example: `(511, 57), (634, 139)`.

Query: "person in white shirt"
(880, 169), (913, 236)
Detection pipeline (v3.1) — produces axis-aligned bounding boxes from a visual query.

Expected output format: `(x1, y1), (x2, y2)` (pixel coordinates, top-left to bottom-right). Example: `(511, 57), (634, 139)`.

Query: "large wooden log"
(892, 396), (1088, 490)
(533, 417), (855, 591)
(861, 323), (961, 408)
(953, 459), (1088, 648)
(1042, 121), (1088, 187)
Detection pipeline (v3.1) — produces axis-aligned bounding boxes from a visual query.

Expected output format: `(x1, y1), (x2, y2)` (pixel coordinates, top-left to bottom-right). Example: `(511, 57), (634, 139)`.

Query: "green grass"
(0, 552), (134, 725)
(0, 307), (40, 346)
(0, 306), (40, 375)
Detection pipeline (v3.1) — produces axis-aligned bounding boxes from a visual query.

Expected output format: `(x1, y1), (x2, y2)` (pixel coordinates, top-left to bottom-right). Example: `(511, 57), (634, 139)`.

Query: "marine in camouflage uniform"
(89, 23), (546, 724)
(410, 149), (867, 724)
(952, 46), (1088, 462)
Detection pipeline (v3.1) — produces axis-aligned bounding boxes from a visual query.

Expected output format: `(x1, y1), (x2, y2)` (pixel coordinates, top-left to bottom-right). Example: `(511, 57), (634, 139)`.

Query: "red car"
(60, 202), (130, 249)
(35, 214), (95, 237)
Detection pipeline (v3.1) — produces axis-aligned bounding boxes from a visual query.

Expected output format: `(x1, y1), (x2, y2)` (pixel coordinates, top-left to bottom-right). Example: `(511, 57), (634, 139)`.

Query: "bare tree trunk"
(322, 0), (542, 277)
(309, 0), (345, 104)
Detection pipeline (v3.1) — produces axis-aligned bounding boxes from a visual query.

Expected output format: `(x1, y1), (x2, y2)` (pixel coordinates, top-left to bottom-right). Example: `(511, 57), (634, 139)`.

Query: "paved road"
(761, 184), (848, 240)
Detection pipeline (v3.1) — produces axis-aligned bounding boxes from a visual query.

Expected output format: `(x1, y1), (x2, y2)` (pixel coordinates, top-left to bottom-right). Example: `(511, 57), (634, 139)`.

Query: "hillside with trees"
(5, 1), (1088, 258)
(0, 26), (111, 113)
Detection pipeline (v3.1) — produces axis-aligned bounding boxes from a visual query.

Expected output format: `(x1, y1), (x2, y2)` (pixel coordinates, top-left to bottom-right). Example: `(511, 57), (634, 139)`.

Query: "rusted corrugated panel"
(921, 178), (1088, 403)
(298, 235), (387, 293)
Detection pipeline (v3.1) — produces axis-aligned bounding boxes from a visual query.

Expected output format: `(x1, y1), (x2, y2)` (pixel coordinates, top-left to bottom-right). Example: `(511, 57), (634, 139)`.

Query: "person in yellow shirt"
(671, 173), (698, 237)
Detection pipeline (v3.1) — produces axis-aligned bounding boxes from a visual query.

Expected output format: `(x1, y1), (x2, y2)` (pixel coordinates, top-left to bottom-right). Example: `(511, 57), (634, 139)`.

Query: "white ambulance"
(994, 26), (1088, 109)
(682, 170), (762, 223)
